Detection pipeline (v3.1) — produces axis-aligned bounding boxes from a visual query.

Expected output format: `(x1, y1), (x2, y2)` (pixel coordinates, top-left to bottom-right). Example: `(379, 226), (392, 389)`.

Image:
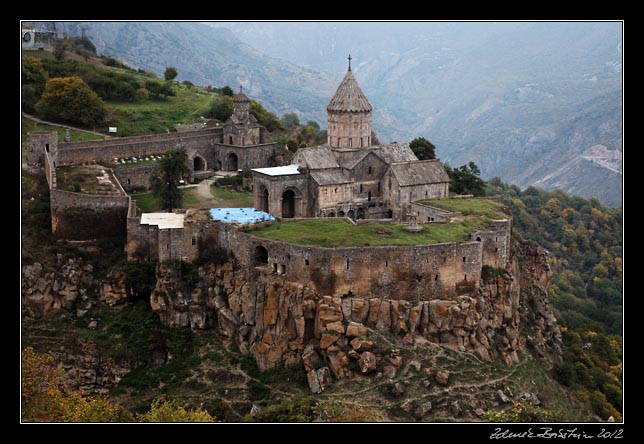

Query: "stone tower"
(224, 86), (264, 147)
(327, 56), (373, 150)
(232, 86), (250, 122)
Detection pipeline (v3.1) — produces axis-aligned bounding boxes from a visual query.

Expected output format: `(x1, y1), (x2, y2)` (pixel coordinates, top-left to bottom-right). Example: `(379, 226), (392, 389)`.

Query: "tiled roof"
(390, 160), (450, 186)
(327, 69), (372, 113)
(292, 146), (340, 169)
(310, 169), (353, 185)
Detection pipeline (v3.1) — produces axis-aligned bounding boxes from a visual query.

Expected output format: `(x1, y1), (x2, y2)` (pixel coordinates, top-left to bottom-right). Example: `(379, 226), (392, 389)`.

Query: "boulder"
(345, 321), (368, 338)
(497, 389), (510, 404)
(358, 351), (377, 374)
(325, 321), (345, 335)
(307, 367), (332, 394)
(350, 337), (374, 351)
(302, 346), (322, 372)
(320, 332), (340, 349)
(435, 370), (450, 386)
(414, 401), (432, 419)
(328, 352), (349, 378)
(383, 365), (397, 379)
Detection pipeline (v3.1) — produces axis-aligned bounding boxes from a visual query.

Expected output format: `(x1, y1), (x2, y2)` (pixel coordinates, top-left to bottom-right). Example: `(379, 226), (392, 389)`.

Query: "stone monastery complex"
(27, 60), (512, 301)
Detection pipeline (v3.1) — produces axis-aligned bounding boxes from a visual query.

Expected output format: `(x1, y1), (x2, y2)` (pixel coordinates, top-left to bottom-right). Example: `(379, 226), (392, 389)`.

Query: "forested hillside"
(487, 178), (623, 420)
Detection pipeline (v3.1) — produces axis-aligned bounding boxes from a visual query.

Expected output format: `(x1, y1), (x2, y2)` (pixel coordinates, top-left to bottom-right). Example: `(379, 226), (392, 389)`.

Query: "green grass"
(107, 83), (215, 136)
(249, 218), (495, 248)
(210, 185), (253, 208)
(21, 117), (104, 165)
(131, 192), (161, 213)
(416, 197), (508, 220)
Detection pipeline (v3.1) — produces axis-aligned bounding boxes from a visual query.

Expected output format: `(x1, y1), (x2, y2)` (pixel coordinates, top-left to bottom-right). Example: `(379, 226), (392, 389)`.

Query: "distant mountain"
(210, 22), (623, 206)
(52, 21), (337, 127)
(48, 21), (622, 206)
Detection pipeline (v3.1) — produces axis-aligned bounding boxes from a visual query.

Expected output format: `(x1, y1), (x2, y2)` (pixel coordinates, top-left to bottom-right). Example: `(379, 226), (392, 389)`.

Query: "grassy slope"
(25, 51), (216, 137)
(250, 218), (493, 248)
(107, 84), (214, 136)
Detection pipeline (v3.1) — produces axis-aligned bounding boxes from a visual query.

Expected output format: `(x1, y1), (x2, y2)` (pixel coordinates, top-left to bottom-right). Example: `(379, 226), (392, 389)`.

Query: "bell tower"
(327, 55), (373, 150)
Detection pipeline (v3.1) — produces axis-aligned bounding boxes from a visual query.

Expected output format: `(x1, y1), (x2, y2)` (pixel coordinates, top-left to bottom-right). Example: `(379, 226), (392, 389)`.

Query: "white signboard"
(108, 127), (117, 133)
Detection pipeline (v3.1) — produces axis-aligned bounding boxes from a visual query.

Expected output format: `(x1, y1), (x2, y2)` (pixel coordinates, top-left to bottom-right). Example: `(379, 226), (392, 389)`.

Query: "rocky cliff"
(22, 237), (562, 395)
(148, 236), (562, 392)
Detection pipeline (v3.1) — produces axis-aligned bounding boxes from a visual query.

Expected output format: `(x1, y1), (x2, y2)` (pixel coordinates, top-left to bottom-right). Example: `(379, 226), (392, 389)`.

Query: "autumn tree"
(137, 397), (215, 422)
(151, 148), (190, 211)
(34, 77), (107, 127)
(22, 347), (129, 422)
(409, 137), (436, 160)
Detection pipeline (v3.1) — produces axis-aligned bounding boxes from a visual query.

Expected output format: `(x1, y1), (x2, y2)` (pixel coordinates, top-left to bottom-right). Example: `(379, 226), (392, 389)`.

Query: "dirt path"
(195, 179), (216, 201)
(22, 113), (109, 138)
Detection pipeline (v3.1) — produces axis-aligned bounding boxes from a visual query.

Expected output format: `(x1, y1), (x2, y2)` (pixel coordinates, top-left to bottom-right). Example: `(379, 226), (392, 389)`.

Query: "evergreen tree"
(151, 148), (190, 211)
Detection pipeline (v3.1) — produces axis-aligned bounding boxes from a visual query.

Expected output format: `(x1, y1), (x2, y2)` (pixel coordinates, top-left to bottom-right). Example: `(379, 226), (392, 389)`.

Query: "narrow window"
(435, 274), (439, 281)
(464, 274), (467, 281)
(360, 184), (363, 193)
(368, 166), (372, 175)
(338, 138), (341, 147)
(229, 136), (233, 144)
(349, 138), (353, 148)
(346, 258), (350, 270)
(378, 182), (381, 192)
(360, 138), (364, 147)
(385, 260), (388, 268)
(127, 178), (131, 185)
(272, 263), (277, 273)
(368, 191), (372, 201)
(191, 237), (197, 246)
(241, 136), (245, 145)
(462, 257), (466, 262)
(45, 144), (49, 152)
(305, 259), (309, 266)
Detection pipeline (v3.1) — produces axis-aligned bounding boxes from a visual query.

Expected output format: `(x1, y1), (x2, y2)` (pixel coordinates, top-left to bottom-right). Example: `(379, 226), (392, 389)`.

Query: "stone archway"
(347, 209), (355, 220)
(193, 156), (206, 171)
(282, 189), (296, 218)
(338, 210), (345, 217)
(254, 245), (268, 266)
(227, 152), (238, 171)
(357, 208), (365, 219)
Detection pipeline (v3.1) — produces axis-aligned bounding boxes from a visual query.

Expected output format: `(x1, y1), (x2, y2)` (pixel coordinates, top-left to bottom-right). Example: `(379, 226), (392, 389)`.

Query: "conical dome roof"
(327, 69), (372, 113)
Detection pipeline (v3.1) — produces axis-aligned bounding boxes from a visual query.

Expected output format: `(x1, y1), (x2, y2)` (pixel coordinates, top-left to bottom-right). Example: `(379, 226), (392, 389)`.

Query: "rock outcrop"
(22, 258), (131, 317)
(147, 236), (563, 391)
(22, 258), (96, 318)
(515, 240), (563, 365)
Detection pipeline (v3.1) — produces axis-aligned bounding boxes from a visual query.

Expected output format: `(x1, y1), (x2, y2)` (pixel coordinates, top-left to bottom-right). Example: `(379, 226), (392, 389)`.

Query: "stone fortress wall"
(32, 131), (131, 240)
(127, 206), (512, 301)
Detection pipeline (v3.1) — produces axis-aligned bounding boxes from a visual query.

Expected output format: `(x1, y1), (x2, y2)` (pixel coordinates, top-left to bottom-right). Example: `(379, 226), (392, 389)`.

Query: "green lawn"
(130, 192), (162, 213)
(210, 185), (253, 208)
(131, 185), (252, 213)
(249, 218), (495, 248)
(416, 198), (508, 220)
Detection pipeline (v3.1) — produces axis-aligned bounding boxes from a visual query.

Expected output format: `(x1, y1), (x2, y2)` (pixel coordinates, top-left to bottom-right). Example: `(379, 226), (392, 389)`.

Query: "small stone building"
(252, 63), (449, 221)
